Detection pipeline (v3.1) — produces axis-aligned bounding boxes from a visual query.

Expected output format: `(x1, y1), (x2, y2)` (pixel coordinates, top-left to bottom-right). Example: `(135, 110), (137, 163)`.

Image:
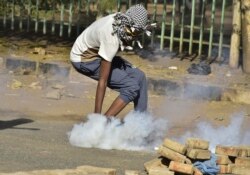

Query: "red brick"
(169, 161), (194, 174)
(239, 148), (249, 157)
(194, 168), (203, 175)
(239, 146), (250, 157)
(231, 164), (250, 175)
(186, 138), (209, 150)
(216, 154), (233, 165)
(158, 146), (191, 164)
(235, 157), (250, 166)
(147, 166), (174, 175)
(76, 165), (116, 175)
(125, 170), (140, 175)
(186, 148), (211, 160)
(163, 138), (187, 155)
(218, 165), (232, 174)
(215, 145), (240, 157)
(144, 157), (165, 172)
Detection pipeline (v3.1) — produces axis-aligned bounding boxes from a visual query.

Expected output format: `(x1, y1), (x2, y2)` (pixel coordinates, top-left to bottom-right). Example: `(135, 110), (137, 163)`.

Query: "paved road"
(1, 56), (250, 175)
(0, 113), (157, 175)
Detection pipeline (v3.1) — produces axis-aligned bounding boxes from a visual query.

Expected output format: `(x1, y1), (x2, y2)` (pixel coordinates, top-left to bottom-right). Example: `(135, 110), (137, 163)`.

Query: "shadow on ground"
(0, 118), (39, 130)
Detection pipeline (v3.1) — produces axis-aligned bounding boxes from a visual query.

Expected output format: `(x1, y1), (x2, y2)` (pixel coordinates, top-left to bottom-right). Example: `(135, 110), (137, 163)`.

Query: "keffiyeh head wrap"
(112, 4), (156, 51)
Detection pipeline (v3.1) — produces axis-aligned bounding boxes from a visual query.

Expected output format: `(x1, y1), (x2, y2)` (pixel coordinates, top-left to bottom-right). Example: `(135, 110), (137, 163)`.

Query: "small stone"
(10, 79), (23, 89)
(45, 90), (61, 100)
(29, 82), (42, 90)
(33, 47), (46, 55)
(215, 117), (224, 121)
(52, 84), (65, 89)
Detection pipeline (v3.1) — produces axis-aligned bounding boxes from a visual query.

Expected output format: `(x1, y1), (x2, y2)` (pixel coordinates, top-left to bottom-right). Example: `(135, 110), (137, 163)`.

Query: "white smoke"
(178, 113), (250, 152)
(68, 111), (168, 151)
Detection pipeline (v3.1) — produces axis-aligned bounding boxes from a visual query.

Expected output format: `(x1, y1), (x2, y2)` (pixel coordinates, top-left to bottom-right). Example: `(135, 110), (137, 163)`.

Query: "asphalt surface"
(0, 68), (157, 175)
(0, 113), (156, 175)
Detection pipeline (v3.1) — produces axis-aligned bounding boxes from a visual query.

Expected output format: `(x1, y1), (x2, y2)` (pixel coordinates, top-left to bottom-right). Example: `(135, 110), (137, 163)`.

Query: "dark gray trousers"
(71, 56), (148, 112)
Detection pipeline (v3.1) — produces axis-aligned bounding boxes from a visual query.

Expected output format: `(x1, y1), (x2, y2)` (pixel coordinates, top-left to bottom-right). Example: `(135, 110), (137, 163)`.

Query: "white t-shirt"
(70, 14), (120, 62)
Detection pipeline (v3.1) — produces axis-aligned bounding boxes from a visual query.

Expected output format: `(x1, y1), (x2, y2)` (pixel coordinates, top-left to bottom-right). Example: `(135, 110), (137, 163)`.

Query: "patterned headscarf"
(112, 4), (155, 50)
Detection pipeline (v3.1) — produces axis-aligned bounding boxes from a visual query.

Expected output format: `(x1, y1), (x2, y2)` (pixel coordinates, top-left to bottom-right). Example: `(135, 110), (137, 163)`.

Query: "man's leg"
(131, 68), (148, 112)
(108, 63), (148, 113)
(72, 58), (148, 114)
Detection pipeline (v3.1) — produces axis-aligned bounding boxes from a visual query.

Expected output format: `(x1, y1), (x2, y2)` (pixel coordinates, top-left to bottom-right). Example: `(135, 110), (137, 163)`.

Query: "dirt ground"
(0, 31), (250, 174)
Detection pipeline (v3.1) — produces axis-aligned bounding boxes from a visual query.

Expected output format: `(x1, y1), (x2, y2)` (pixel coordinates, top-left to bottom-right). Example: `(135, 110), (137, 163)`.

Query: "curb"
(4, 56), (71, 78)
(2, 56), (250, 104)
(147, 78), (222, 101)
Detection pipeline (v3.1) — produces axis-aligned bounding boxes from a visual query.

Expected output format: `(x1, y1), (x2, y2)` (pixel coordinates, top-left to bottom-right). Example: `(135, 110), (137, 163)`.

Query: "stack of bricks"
(144, 137), (250, 175)
(216, 145), (250, 174)
(144, 137), (210, 175)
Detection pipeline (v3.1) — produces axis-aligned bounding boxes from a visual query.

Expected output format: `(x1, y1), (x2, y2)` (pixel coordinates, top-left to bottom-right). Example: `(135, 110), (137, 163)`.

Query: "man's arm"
(95, 58), (127, 117)
(94, 58), (111, 114)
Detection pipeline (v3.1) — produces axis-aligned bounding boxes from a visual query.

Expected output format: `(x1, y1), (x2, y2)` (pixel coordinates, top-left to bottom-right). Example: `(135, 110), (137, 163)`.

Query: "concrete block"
(147, 78), (181, 96)
(169, 161), (194, 174)
(158, 146), (191, 164)
(163, 138), (187, 155)
(215, 145), (240, 157)
(0, 56), (4, 68)
(147, 166), (174, 175)
(186, 138), (209, 150)
(216, 154), (233, 165)
(124, 170), (139, 175)
(186, 148), (211, 160)
(76, 165), (116, 175)
(39, 62), (70, 78)
(221, 89), (250, 105)
(5, 57), (36, 75)
(231, 164), (250, 175)
(235, 157), (250, 166)
(183, 83), (222, 101)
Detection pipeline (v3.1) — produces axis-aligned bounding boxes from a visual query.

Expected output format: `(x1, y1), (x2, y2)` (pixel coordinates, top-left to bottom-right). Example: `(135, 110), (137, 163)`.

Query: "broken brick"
(76, 165), (116, 175)
(163, 138), (187, 155)
(186, 148), (211, 160)
(215, 145), (240, 157)
(216, 154), (233, 165)
(235, 157), (250, 166)
(218, 165), (232, 174)
(158, 146), (191, 164)
(194, 167), (203, 175)
(125, 170), (140, 175)
(186, 138), (209, 150)
(144, 157), (166, 172)
(231, 164), (250, 175)
(169, 161), (194, 174)
(147, 166), (174, 175)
